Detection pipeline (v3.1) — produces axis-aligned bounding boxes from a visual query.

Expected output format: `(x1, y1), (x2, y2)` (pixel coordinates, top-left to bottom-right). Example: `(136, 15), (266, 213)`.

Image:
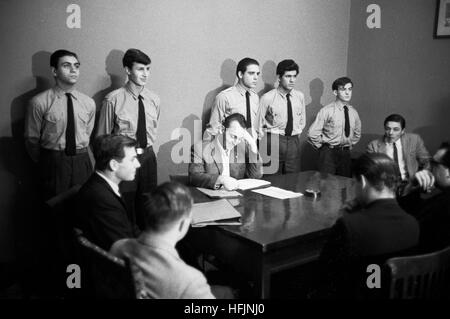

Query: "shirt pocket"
(43, 111), (64, 134)
(145, 105), (159, 129)
(77, 111), (91, 139)
(264, 106), (277, 126)
(116, 114), (134, 134)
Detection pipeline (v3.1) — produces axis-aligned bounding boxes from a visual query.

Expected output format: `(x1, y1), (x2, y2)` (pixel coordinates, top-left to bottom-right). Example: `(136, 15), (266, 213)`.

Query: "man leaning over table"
(189, 113), (262, 190)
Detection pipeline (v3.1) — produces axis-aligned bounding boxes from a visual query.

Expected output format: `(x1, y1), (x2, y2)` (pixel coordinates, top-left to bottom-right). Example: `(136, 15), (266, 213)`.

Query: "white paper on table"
(251, 186), (303, 199)
(190, 199), (242, 225)
(196, 187), (242, 199)
(237, 179), (271, 190)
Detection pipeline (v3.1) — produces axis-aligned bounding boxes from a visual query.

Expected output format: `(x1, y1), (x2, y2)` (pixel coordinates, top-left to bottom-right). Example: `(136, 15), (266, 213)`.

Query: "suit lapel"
(94, 173), (127, 210)
(378, 138), (387, 153)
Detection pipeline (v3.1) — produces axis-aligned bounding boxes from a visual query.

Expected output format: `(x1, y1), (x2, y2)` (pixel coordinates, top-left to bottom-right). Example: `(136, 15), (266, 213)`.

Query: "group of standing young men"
(23, 49), (363, 202)
(204, 57), (361, 177)
(24, 48), (159, 228)
(27, 48), (429, 221)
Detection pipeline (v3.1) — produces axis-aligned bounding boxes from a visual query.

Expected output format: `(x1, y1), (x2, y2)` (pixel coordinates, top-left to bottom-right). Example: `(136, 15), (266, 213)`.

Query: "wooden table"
(184, 170), (356, 298)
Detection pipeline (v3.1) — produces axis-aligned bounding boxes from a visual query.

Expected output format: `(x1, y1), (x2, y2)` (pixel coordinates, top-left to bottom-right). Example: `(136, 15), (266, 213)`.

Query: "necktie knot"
(138, 94), (143, 101)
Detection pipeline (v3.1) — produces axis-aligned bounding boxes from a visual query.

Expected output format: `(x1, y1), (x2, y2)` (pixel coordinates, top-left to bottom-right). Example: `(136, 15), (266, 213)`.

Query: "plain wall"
(0, 0), (350, 262)
(347, 0), (450, 154)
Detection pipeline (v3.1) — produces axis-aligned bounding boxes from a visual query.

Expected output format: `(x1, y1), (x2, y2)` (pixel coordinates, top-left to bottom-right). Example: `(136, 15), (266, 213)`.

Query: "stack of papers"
(251, 186), (303, 199)
(196, 187), (242, 199)
(237, 179), (271, 190)
(191, 199), (242, 227)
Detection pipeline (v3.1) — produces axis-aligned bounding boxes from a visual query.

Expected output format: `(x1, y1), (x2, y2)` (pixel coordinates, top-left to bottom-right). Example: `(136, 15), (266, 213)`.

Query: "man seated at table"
(76, 134), (141, 251)
(397, 141), (450, 252)
(316, 153), (419, 298)
(110, 182), (217, 299)
(367, 114), (431, 182)
(189, 113), (262, 190)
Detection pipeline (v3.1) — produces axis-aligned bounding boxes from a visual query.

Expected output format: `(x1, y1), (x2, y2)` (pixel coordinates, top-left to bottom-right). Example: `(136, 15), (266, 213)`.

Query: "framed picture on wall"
(435, 0), (450, 38)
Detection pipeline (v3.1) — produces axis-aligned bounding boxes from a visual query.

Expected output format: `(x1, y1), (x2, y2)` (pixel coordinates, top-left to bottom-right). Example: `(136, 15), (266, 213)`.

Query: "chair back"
(74, 228), (136, 299)
(385, 245), (450, 299)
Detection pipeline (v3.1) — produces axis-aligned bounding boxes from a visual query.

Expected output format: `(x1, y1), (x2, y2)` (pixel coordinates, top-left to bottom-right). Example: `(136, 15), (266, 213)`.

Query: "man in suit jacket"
(189, 113), (262, 190)
(367, 114), (430, 181)
(397, 141), (450, 252)
(317, 153), (419, 298)
(77, 134), (141, 251)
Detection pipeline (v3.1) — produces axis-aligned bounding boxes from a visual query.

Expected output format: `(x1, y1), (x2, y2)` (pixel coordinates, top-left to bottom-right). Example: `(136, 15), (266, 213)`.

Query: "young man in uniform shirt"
(205, 57), (260, 140)
(256, 59), (306, 174)
(25, 49), (95, 199)
(97, 48), (160, 229)
(308, 77), (361, 177)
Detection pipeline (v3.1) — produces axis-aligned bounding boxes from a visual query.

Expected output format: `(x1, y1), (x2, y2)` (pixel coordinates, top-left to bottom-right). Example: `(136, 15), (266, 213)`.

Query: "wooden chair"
(385, 245), (450, 299)
(74, 228), (137, 299)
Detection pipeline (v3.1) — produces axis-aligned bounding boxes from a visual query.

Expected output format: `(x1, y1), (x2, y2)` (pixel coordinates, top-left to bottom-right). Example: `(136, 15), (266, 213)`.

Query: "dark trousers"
(318, 144), (352, 177)
(39, 148), (93, 200)
(120, 146), (157, 230)
(263, 133), (301, 175)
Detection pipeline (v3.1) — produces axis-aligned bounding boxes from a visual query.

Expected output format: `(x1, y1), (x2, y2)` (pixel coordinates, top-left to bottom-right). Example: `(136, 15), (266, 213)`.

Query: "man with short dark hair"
(205, 57), (260, 140)
(367, 114), (430, 181)
(190, 113), (262, 190)
(97, 48), (160, 229)
(77, 134), (141, 250)
(256, 59), (305, 174)
(25, 49), (96, 199)
(398, 142), (450, 252)
(308, 77), (361, 177)
(111, 182), (216, 299)
(318, 153), (419, 298)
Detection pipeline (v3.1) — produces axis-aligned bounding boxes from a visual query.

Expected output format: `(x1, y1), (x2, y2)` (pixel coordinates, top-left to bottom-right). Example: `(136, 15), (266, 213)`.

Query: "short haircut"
(93, 134), (137, 171)
(50, 49), (78, 68)
(384, 114), (406, 130)
(332, 77), (353, 91)
(439, 141), (450, 169)
(122, 48), (151, 69)
(236, 57), (259, 77)
(276, 59), (299, 76)
(223, 113), (247, 129)
(353, 153), (398, 192)
(143, 182), (193, 232)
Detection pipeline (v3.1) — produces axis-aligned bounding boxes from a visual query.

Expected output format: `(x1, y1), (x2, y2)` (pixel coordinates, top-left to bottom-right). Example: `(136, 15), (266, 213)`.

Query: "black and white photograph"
(0, 0), (449, 307)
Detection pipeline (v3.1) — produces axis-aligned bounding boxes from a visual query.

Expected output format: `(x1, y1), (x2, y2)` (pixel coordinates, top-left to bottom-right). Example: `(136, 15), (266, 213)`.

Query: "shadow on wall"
(300, 78), (324, 171)
(2, 51), (54, 281)
(201, 59), (236, 134)
(158, 114), (201, 182)
(258, 60), (277, 97)
(414, 96), (450, 154)
(92, 49), (127, 137)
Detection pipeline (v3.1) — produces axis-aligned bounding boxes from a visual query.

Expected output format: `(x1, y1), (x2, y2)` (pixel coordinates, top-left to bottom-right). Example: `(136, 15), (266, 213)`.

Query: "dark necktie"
(285, 93), (293, 136)
(65, 93), (76, 156)
(393, 142), (402, 179)
(136, 95), (147, 148)
(344, 105), (350, 138)
(245, 91), (252, 129)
